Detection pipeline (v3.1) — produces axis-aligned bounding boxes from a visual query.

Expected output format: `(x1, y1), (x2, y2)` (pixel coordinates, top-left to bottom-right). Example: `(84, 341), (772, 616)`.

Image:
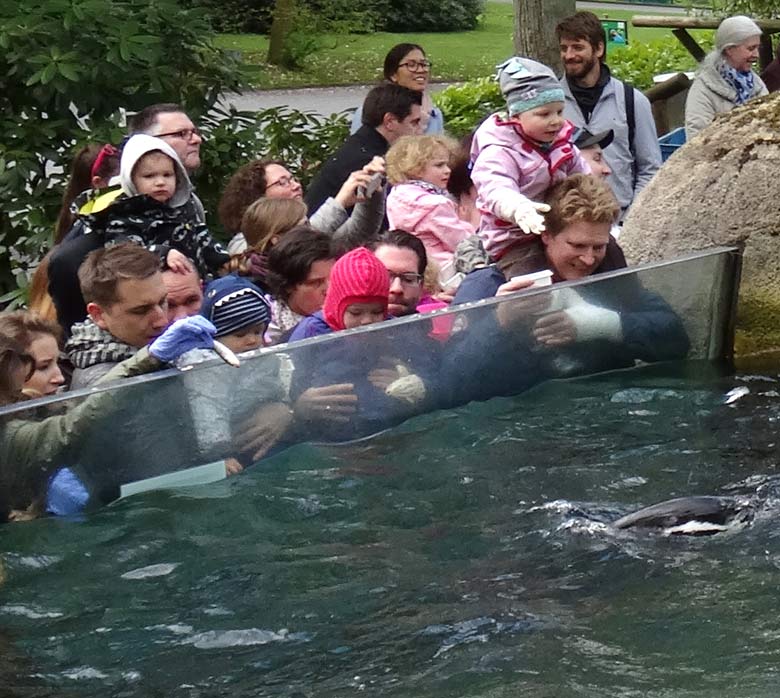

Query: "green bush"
(609, 35), (713, 90)
(433, 78), (502, 139)
(0, 0), (243, 298)
(189, 0), (273, 33)
(191, 0), (382, 35)
(380, 0), (485, 32)
(196, 105), (350, 236)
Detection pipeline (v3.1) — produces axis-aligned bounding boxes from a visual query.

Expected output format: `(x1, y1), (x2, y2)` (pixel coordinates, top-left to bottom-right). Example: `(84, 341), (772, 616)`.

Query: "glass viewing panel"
(0, 247), (740, 502)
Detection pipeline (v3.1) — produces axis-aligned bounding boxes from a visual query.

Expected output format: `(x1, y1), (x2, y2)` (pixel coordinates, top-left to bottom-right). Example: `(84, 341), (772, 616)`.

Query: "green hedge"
(191, 0), (483, 34)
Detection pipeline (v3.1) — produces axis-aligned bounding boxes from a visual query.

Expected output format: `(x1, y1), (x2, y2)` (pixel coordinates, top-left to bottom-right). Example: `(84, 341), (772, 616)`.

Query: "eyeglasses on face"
(156, 127), (202, 141)
(388, 271), (423, 286)
(266, 175), (299, 190)
(398, 60), (431, 72)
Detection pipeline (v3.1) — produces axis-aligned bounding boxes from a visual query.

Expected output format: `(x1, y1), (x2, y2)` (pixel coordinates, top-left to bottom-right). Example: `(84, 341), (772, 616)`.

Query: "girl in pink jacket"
(386, 135), (476, 280)
(470, 57), (591, 278)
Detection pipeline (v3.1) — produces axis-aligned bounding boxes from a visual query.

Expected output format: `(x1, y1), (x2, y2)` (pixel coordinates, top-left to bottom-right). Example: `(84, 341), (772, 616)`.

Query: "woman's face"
(24, 333), (65, 397)
(390, 48), (430, 92)
(724, 36), (761, 73)
(264, 164), (303, 200)
(287, 259), (335, 317)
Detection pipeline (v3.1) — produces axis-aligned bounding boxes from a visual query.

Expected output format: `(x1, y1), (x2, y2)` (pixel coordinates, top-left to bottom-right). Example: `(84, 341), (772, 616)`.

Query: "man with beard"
(556, 11), (661, 218)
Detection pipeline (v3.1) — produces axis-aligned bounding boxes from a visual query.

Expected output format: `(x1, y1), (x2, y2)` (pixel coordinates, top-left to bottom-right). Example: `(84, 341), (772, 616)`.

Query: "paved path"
(225, 82), (454, 118)
(224, 1), (689, 117)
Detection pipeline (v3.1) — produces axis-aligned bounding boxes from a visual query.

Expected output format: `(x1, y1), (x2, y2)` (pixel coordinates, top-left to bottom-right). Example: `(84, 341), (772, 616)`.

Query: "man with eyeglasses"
(305, 83), (424, 215)
(371, 230), (427, 317)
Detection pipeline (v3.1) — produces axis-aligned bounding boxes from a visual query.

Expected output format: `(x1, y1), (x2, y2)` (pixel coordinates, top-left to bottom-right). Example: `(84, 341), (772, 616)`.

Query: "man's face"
(560, 36), (603, 81)
(580, 145), (611, 178)
(152, 111), (202, 172)
(162, 268), (203, 323)
(88, 273), (170, 348)
(387, 104), (424, 143)
(374, 244), (423, 316)
(541, 220), (611, 281)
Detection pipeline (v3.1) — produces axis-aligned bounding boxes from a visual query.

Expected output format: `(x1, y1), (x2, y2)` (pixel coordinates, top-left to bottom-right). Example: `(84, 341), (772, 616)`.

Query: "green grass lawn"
(215, 3), (689, 90)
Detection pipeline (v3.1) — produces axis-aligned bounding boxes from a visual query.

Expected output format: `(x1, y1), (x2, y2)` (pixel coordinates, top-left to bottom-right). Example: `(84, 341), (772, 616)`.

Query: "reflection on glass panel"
(0, 247), (740, 510)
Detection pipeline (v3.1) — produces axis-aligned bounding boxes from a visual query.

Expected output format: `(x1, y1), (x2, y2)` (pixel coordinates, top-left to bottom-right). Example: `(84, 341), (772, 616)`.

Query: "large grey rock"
(621, 93), (780, 358)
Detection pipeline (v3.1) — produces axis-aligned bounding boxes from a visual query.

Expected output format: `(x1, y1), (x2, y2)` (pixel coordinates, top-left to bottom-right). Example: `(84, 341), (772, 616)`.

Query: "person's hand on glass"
(233, 401), (294, 463)
(149, 316), (216, 363)
(294, 384), (358, 424)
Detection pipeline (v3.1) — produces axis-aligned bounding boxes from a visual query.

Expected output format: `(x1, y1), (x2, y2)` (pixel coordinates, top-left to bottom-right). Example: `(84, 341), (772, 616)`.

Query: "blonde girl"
(386, 135), (475, 275)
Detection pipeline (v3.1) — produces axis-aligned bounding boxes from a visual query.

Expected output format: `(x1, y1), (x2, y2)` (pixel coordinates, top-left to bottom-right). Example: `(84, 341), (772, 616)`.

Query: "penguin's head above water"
(613, 496), (755, 536)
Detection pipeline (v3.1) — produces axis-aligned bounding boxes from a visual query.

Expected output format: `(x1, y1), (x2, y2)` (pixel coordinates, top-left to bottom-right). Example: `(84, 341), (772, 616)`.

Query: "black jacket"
(304, 125), (389, 215)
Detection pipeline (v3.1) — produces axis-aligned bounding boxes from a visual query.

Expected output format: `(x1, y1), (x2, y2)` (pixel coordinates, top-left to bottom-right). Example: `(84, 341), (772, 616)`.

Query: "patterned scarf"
(406, 179), (457, 202)
(65, 319), (138, 369)
(718, 57), (755, 105)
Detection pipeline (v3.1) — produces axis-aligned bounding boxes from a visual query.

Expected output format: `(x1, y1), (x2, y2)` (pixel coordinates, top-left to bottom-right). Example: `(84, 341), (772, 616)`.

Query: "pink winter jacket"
(470, 115), (590, 259)
(386, 182), (475, 270)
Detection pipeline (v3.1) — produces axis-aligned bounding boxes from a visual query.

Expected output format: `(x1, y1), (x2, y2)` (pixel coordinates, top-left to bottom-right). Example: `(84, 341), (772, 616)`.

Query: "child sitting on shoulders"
(386, 135), (475, 277)
(94, 134), (229, 278)
(470, 56), (590, 278)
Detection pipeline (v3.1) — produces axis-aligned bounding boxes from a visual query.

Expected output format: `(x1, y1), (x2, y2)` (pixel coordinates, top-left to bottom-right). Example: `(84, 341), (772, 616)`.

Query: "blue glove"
(46, 468), (89, 516)
(149, 316), (216, 363)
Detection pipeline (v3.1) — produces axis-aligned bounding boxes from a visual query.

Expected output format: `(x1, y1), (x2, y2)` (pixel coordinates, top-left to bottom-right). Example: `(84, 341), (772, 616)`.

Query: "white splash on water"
(724, 386), (750, 405)
(182, 628), (309, 649)
(0, 604), (64, 619)
(121, 563), (179, 580)
(144, 623), (194, 635)
(62, 666), (109, 680)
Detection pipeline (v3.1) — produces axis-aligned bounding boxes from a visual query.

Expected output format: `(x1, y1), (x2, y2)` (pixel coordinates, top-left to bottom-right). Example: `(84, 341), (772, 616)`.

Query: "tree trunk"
(267, 0), (295, 66)
(513, 0), (576, 74)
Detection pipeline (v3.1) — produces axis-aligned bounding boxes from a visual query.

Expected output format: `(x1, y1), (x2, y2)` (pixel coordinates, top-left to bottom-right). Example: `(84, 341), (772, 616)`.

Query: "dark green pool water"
(4, 365), (780, 697)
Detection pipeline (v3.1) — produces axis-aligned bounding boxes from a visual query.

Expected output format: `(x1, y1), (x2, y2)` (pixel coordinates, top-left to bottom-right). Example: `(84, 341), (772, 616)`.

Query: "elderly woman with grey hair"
(685, 15), (768, 138)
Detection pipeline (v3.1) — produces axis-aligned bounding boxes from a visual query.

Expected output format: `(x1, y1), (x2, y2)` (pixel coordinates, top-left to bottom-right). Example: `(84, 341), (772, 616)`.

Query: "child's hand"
(495, 194), (550, 236)
(166, 249), (194, 274)
(512, 200), (550, 235)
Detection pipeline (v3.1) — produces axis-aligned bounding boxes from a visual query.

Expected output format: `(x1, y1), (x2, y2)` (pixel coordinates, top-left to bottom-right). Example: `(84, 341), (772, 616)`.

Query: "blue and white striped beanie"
(201, 275), (269, 338)
(497, 57), (565, 116)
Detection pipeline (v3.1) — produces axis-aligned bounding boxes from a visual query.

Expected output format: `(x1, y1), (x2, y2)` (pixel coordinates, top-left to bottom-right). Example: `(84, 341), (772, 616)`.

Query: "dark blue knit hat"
(201, 275), (269, 338)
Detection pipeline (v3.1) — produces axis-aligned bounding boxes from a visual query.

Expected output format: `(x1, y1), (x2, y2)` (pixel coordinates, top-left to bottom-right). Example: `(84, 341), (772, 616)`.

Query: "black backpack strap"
(623, 80), (638, 189)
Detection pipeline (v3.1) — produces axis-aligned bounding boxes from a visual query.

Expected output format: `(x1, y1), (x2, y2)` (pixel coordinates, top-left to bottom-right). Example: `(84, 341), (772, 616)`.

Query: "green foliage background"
(0, 0), (351, 302)
(433, 36), (707, 139)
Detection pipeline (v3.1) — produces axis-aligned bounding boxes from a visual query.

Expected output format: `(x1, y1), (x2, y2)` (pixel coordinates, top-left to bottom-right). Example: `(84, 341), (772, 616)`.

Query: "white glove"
(385, 365), (427, 405)
(563, 301), (622, 343)
(494, 192), (550, 236)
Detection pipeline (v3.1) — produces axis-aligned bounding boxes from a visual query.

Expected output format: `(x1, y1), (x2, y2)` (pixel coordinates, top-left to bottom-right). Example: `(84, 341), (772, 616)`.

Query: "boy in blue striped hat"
(469, 56), (591, 279)
(200, 275), (270, 354)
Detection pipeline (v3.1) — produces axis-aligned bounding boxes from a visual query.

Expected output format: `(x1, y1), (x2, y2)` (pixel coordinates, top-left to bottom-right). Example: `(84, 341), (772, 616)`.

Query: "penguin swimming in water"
(613, 495), (756, 535)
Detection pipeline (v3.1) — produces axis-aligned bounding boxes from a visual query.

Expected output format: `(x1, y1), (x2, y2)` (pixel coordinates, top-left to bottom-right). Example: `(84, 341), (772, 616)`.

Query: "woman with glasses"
(219, 157), (385, 258)
(350, 43), (444, 136)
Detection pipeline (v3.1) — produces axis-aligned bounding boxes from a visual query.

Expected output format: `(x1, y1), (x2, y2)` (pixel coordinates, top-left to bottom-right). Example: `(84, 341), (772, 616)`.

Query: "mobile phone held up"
(357, 172), (384, 199)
